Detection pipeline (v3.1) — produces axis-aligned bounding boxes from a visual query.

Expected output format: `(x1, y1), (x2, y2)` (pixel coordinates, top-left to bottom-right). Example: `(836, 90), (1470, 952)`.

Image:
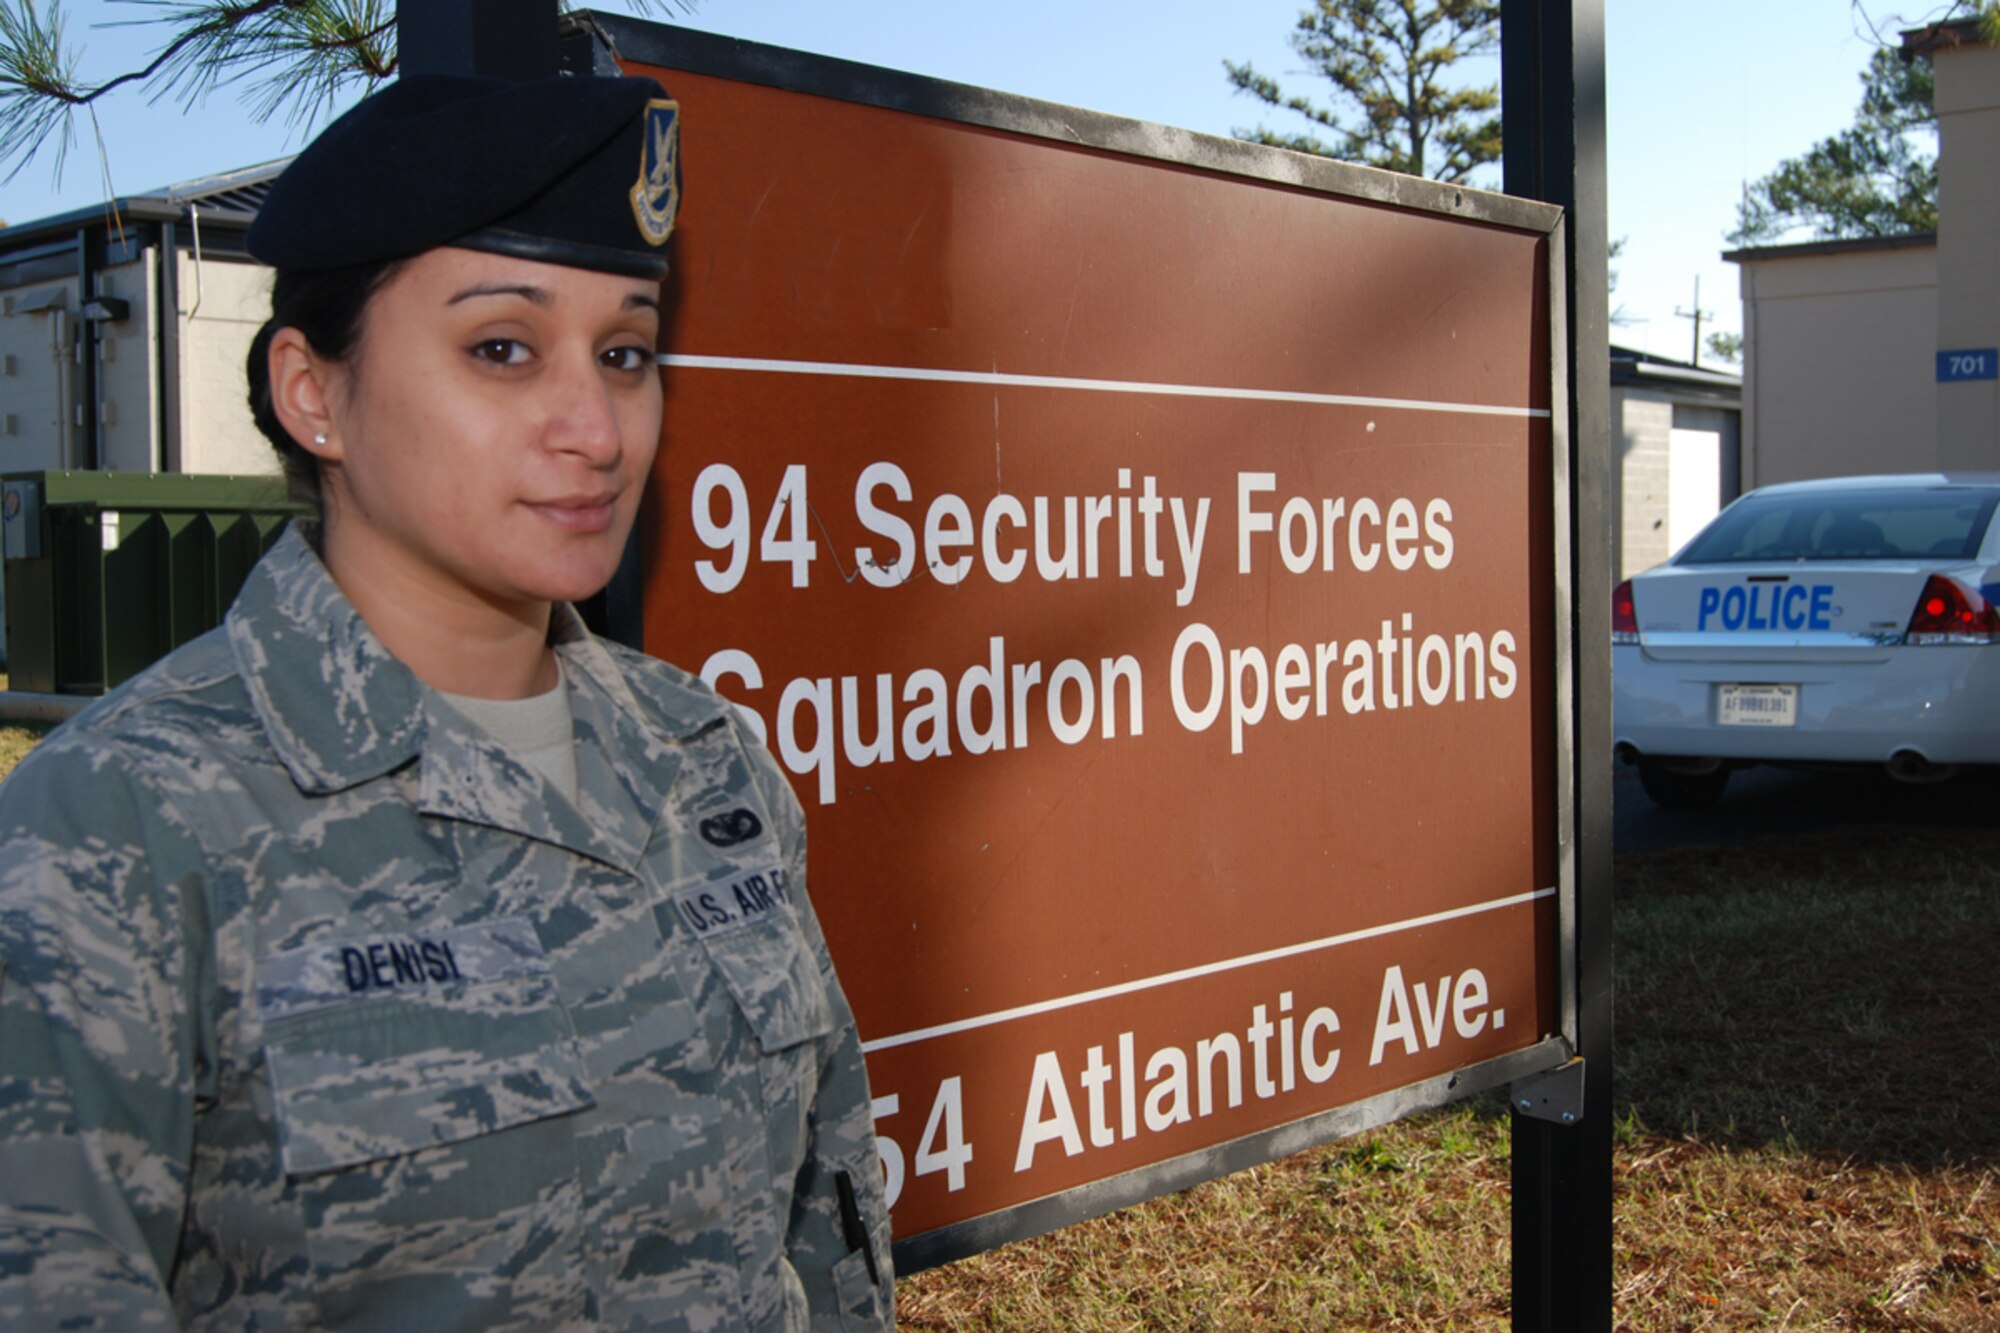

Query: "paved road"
(1613, 760), (2000, 855)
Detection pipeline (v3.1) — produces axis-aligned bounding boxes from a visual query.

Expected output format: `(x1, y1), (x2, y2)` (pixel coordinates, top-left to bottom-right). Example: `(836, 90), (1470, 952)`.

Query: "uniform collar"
(418, 606), (704, 873)
(228, 527), (729, 873)
(228, 526), (429, 795)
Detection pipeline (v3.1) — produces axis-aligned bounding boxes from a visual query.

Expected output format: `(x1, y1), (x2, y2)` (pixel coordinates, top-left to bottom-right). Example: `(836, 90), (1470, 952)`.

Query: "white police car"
(1612, 473), (2000, 807)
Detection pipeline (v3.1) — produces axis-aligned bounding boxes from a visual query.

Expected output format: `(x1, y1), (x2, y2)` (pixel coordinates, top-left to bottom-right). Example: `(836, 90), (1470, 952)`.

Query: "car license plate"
(1717, 684), (1797, 727)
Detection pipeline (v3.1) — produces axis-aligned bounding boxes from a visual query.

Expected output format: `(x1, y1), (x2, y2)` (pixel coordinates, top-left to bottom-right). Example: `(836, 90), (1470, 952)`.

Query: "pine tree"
(1728, 47), (1940, 245)
(1224, 0), (1500, 185)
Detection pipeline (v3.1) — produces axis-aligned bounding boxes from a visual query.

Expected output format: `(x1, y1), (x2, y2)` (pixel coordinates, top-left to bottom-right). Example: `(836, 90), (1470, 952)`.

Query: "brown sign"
(624, 40), (1564, 1256)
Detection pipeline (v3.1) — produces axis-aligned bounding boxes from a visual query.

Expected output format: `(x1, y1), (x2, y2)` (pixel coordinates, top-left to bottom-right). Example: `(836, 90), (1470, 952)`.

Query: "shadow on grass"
(1617, 763), (2000, 857)
(1613, 827), (2000, 1169)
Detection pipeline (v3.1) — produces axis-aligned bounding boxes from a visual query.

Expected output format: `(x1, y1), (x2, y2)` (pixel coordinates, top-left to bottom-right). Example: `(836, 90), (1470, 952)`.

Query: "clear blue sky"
(0, 1), (1917, 365)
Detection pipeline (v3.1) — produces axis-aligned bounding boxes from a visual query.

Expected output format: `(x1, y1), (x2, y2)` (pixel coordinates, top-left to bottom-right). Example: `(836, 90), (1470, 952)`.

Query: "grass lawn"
(2, 708), (1993, 1326)
(0, 676), (53, 774)
(0, 722), (45, 773)
(898, 831), (1999, 1328)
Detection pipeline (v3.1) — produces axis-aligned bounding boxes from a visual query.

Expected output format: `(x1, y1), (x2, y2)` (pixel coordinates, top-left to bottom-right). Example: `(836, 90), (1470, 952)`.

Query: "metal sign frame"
(569, 6), (1591, 1275)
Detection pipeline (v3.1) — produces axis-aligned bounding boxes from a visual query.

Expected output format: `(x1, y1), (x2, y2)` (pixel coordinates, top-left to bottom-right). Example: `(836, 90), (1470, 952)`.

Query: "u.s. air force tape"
(256, 918), (549, 1021)
(670, 865), (794, 940)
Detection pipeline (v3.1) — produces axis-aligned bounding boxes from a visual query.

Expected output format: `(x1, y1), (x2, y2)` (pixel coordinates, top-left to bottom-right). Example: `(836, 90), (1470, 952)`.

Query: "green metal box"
(2, 472), (303, 696)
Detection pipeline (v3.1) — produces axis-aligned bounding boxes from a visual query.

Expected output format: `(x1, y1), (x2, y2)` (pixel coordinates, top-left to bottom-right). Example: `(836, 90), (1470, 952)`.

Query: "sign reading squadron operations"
(621, 35), (1563, 1255)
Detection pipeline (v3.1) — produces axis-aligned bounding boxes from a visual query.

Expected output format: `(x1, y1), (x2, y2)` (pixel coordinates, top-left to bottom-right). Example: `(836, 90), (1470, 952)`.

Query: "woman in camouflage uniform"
(0, 73), (892, 1331)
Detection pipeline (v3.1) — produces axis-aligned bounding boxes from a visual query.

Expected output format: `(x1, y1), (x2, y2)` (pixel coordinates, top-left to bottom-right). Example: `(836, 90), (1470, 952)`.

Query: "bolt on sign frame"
(569, 13), (1585, 1276)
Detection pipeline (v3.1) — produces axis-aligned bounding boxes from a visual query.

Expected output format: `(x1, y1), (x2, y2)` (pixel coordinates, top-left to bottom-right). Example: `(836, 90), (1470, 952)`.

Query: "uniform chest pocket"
(691, 899), (837, 1191)
(257, 924), (597, 1326)
(263, 973), (595, 1177)
(258, 920), (596, 1177)
(667, 866), (835, 1055)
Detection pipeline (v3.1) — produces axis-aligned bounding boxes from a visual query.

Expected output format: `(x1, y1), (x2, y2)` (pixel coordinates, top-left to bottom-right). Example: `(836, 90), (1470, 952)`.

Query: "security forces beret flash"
(247, 73), (681, 279)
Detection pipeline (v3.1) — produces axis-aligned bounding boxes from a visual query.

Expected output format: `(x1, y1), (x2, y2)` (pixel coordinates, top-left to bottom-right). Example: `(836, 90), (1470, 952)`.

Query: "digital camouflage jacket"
(0, 528), (893, 1330)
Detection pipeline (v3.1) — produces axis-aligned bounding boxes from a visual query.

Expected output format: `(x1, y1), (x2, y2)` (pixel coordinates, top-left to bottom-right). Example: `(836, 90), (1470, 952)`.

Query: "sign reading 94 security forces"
(615, 24), (1573, 1263)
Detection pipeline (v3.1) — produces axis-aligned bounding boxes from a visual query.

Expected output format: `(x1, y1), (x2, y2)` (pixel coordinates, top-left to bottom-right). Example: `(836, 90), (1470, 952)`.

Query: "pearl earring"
(313, 433), (327, 446)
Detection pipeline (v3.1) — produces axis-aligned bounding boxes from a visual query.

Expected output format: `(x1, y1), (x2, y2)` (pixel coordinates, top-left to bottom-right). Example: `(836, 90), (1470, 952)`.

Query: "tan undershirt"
(438, 663), (578, 803)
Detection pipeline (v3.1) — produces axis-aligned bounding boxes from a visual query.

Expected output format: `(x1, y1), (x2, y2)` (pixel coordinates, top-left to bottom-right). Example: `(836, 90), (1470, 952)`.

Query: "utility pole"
(1675, 275), (1711, 368)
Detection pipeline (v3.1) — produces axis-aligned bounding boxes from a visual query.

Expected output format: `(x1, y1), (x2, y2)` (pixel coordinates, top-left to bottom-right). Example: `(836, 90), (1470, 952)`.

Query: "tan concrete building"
(1610, 347), (1742, 579)
(1930, 25), (2000, 467)
(1, 163), (282, 480)
(1726, 233), (1937, 486)
(1726, 20), (1998, 486)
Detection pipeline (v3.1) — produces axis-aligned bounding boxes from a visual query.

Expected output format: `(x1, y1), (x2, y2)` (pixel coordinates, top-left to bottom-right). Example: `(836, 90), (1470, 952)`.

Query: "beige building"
(1930, 24), (2000, 467)
(1727, 20), (1999, 486)
(1726, 233), (1938, 485)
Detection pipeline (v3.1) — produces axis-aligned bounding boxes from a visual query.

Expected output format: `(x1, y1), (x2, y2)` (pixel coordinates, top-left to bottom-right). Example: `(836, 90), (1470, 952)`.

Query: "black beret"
(247, 73), (680, 279)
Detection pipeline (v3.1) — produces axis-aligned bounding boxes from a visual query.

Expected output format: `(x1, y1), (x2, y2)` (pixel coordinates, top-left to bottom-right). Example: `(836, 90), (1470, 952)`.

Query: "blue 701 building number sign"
(1937, 348), (1998, 382)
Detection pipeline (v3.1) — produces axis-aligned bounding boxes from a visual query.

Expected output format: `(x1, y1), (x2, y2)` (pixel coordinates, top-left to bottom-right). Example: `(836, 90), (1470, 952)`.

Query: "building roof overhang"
(0, 159), (289, 255)
(1900, 17), (1992, 61)
(1722, 231), (1937, 265)
(1609, 344), (1742, 397)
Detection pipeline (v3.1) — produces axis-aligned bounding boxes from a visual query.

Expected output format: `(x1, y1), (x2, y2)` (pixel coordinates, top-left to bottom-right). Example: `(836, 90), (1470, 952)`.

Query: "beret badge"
(630, 99), (682, 247)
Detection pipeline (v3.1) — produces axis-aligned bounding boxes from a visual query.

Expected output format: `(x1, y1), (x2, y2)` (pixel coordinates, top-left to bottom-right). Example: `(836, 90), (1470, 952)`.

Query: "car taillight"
(1903, 574), (2000, 645)
(1611, 579), (1639, 645)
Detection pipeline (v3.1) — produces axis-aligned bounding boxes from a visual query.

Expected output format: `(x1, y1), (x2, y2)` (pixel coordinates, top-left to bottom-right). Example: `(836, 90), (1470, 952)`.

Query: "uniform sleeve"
(0, 736), (206, 1330)
(735, 719), (896, 1330)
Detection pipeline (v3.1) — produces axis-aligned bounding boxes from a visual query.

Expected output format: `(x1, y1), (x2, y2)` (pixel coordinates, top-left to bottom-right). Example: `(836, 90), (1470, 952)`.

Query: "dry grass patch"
(0, 726), (44, 777)
(1616, 1140), (1995, 1327)
(0, 721), (49, 779)
(899, 1099), (1516, 1331)
(0, 677), (54, 780)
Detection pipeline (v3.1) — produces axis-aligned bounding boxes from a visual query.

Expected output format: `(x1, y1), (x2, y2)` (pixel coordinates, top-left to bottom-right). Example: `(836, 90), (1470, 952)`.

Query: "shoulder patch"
(698, 806), (764, 848)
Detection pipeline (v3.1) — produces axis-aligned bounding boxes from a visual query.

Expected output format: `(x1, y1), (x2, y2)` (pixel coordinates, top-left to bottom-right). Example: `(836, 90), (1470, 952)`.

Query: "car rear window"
(1677, 488), (2000, 564)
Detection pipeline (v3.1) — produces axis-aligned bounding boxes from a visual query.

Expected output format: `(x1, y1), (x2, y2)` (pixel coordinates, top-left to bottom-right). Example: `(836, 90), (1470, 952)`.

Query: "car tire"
(1636, 759), (1730, 809)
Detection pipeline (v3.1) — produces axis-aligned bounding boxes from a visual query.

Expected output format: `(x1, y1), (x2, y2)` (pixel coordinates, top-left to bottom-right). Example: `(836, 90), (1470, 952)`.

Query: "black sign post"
(396, 0), (557, 78)
(1502, 2), (1615, 1330)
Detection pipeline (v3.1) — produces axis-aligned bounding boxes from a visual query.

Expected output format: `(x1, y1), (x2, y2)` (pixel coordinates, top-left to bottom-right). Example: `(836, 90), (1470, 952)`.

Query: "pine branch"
(0, 0), (690, 185)
(0, 0), (83, 179)
(85, 0), (295, 104)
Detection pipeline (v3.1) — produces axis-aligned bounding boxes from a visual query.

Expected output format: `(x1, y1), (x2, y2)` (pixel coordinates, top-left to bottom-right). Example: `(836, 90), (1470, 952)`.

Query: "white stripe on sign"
(859, 887), (1557, 1054)
(657, 354), (1554, 420)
